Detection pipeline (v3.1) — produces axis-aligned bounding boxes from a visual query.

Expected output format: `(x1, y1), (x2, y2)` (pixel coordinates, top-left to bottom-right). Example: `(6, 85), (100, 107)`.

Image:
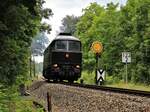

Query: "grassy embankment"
(79, 71), (150, 91)
(0, 79), (44, 112)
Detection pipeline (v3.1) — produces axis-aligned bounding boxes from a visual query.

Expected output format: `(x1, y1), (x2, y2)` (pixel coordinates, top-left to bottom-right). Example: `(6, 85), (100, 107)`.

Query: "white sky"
(36, 0), (127, 63)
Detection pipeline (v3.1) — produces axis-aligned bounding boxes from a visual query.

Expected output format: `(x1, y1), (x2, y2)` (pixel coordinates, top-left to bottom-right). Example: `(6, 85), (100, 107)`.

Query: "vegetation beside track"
(75, 0), (150, 85)
(78, 71), (95, 84)
(0, 84), (44, 112)
(79, 71), (150, 92)
(1, 0), (150, 111)
(0, 0), (52, 111)
(107, 82), (150, 92)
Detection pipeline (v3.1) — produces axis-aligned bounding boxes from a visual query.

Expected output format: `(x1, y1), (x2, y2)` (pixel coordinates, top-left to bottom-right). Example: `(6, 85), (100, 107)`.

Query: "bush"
(0, 85), (44, 112)
(78, 71), (95, 84)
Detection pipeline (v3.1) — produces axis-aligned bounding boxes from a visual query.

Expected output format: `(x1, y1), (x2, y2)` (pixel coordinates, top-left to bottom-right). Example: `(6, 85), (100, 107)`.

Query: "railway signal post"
(97, 69), (105, 85)
(122, 52), (131, 84)
(91, 41), (103, 85)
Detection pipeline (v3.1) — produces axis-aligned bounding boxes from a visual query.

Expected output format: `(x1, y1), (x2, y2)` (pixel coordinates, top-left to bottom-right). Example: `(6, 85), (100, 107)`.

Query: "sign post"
(122, 52), (131, 84)
(97, 69), (105, 85)
(91, 41), (103, 85)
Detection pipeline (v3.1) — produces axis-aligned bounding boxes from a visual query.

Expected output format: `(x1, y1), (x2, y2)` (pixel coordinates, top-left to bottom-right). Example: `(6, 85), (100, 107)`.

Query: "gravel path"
(28, 81), (150, 112)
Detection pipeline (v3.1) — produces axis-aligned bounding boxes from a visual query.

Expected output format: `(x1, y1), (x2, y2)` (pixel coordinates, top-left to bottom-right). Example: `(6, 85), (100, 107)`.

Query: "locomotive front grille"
(62, 65), (72, 70)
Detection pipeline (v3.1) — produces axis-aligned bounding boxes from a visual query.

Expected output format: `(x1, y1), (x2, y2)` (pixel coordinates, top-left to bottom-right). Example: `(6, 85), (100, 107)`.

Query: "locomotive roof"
(54, 35), (80, 41)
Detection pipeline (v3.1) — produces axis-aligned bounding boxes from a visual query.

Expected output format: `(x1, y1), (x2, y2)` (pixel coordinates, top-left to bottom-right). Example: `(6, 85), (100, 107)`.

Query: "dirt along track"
(27, 79), (150, 112)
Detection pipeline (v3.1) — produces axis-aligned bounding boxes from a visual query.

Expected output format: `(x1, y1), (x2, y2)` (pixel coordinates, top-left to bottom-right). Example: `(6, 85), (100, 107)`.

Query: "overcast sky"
(43, 0), (127, 42)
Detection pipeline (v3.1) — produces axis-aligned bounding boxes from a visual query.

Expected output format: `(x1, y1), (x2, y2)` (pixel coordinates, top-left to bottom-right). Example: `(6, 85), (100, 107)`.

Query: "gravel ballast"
(28, 81), (150, 112)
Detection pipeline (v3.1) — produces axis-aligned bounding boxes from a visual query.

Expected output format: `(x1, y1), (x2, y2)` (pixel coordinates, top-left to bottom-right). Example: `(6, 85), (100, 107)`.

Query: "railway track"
(45, 81), (150, 97)
(28, 80), (150, 112)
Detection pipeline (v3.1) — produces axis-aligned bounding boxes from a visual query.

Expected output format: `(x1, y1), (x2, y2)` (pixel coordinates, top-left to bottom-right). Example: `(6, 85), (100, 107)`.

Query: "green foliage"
(121, 0), (150, 84)
(75, 1), (150, 84)
(15, 99), (44, 112)
(105, 75), (123, 85)
(0, 0), (52, 85)
(78, 71), (95, 84)
(106, 80), (150, 91)
(0, 85), (44, 112)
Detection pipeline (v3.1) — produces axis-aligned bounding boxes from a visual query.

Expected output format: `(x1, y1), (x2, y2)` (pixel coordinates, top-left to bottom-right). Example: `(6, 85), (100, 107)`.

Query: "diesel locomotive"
(43, 33), (82, 82)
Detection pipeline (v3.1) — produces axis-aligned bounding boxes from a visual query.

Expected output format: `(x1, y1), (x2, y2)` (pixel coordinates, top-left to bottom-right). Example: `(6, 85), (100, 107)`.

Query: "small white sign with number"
(122, 52), (131, 63)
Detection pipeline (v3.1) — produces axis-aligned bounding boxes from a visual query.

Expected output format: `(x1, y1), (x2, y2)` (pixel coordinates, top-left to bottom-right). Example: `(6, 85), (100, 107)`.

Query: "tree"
(76, 2), (124, 74)
(75, 3), (105, 70)
(60, 15), (79, 34)
(120, 0), (150, 84)
(0, 0), (53, 85)
(75, 0), (150, 84)
(31, 32), (49, 56)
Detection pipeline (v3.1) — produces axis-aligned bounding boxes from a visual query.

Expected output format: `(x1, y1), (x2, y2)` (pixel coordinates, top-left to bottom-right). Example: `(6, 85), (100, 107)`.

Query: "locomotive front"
(43, 33), (82, 82)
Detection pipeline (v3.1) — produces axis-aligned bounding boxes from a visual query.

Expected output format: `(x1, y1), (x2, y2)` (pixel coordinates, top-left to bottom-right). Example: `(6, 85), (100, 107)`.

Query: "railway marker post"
(91, 41), (103, 85)
(47, 92), (52, 112)
(97, 69), (105, 85)
(122, 52), (131, 84)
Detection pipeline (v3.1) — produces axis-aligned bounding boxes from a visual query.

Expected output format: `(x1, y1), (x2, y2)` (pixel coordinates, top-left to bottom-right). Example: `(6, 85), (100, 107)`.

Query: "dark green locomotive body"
(43, 33), (82, 82)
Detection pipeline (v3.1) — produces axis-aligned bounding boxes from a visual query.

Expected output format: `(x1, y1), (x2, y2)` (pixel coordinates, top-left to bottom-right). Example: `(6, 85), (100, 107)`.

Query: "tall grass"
(78, 71), (150, 91)
(0, 83), (44, 112)
(77, 71), (95, 84)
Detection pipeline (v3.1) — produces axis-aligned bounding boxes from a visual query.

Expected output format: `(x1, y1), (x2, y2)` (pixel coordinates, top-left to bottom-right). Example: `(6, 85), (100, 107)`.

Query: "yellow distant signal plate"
(91, 41), (103, 54)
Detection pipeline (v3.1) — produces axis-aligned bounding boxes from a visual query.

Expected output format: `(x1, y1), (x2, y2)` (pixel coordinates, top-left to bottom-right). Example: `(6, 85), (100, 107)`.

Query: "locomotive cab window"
(54, 40), (81, 52)
(55, 40), (67, 50)
(69, 41), (81, 52)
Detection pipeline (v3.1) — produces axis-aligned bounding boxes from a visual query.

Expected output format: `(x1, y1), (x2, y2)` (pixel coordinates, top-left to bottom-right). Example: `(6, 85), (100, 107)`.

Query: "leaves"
(76, 0), (150, 84)
(0, 0), (52, 85)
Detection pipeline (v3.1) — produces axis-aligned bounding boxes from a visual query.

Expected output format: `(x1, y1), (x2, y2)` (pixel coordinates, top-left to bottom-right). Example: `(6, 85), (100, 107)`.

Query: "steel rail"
(30, 80), (150, 97)
(56, 82), (150, 97)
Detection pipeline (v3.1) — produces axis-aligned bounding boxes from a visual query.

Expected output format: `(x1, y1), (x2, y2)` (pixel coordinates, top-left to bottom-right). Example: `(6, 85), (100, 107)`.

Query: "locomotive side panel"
(43, 46), (52, 79)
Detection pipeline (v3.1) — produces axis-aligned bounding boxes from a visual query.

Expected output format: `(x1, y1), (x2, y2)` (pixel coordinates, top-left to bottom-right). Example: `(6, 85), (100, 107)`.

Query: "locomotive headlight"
(53, 64), (58, 68)
(65, 53), (69, 58)
(76, 65), (80, 69)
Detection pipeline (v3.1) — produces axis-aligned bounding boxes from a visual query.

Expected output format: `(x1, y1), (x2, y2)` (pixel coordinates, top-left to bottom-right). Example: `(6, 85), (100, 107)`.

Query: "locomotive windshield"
(68, 41), (80, 51)
(55, 41), (67, 50)
(55, 40), (81, 52)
